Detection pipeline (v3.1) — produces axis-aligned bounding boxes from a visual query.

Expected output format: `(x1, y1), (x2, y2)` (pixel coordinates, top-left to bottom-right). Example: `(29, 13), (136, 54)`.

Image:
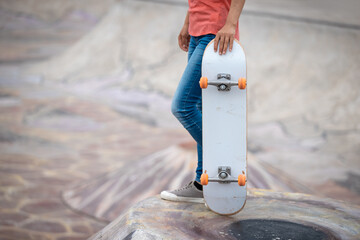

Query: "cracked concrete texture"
(62, 144), (314, 221)
(0, 83), (188, 239)
(89, 189), (360, 240)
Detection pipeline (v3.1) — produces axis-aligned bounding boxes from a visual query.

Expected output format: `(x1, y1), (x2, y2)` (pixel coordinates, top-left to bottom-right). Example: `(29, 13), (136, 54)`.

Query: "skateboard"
(199, 39), (247, 215)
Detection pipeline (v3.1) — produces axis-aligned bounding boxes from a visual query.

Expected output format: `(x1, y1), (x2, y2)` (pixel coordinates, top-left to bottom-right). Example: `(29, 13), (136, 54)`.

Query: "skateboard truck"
(200, 167), (247, 186)
(199, 74), (247, 90)
(216, 166), (234, 183)
(216, 74), (233, 91)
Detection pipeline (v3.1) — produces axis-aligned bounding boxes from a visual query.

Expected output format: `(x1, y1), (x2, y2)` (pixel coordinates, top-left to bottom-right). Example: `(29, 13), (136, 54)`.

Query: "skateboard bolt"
(219, 172), (227, 179)
(220, 84), (226, 90)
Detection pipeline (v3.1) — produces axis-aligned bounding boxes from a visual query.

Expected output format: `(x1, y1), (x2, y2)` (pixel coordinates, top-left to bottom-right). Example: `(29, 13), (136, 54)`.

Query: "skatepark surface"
(89, 189), (360, 240)
(0, 0), (359, 239)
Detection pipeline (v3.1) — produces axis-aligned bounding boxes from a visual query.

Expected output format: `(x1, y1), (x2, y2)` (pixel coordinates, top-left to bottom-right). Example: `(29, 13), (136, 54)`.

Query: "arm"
(214, 0), (245, 55)
(178, 11), (190, 52)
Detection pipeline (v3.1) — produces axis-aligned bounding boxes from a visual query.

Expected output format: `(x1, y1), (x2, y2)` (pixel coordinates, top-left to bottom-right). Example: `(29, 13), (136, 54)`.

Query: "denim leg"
(187, 37), (196, 62)
(195, 143), (203, 182)
(171, 44), (203, 144)
(195, 100), (202, 181)
(171, 34), (215, 182)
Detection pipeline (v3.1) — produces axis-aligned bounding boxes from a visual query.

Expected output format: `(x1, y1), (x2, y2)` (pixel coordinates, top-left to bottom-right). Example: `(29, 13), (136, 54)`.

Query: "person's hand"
(214, 23), (237, 55)
(178, 24), (190, 52)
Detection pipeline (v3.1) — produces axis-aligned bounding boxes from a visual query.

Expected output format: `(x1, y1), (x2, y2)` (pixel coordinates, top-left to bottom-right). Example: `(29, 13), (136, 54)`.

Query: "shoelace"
(174, 181), (193, 192)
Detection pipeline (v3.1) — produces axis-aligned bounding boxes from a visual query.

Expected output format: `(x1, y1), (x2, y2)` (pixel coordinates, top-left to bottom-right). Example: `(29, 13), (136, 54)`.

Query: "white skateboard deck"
(201, 39), (247, 215)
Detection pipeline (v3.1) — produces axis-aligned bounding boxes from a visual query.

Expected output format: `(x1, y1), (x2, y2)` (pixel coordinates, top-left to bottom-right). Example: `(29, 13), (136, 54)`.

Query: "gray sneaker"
(160, 181), (204, 203)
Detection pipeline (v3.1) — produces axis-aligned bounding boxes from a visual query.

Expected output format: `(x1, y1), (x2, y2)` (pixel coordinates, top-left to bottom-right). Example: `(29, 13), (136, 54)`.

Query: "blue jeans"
(171, 34), (216, 182)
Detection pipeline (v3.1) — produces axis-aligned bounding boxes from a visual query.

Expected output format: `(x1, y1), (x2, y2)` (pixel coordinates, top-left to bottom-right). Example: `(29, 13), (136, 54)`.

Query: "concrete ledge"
(89, 188), (360, 240)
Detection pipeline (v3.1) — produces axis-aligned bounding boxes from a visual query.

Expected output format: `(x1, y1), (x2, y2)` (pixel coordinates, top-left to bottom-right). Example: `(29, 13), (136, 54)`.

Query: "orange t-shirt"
(188, 0), (239, 40)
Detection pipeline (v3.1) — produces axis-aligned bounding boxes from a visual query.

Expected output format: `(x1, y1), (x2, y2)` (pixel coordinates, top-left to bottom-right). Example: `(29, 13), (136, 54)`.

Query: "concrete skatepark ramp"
(62, 142), (312, 221)
(89, 189), (360, 240)
(0, 0), (360, 239)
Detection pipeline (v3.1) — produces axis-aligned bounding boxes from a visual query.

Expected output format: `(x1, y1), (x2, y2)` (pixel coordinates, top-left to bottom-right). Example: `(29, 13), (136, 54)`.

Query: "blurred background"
(0, 0), (359, 239)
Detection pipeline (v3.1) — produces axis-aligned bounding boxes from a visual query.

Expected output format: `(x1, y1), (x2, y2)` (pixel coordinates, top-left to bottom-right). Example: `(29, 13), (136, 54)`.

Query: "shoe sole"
(160, 191), (204, 203)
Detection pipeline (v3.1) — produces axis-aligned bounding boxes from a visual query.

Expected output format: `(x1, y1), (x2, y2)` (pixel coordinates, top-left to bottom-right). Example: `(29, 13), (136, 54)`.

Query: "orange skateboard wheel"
(199, 77), (208, 89)
(238, 78), (246, 89)
(201, 170), (209, 185)
(238, 171), (246, 186)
